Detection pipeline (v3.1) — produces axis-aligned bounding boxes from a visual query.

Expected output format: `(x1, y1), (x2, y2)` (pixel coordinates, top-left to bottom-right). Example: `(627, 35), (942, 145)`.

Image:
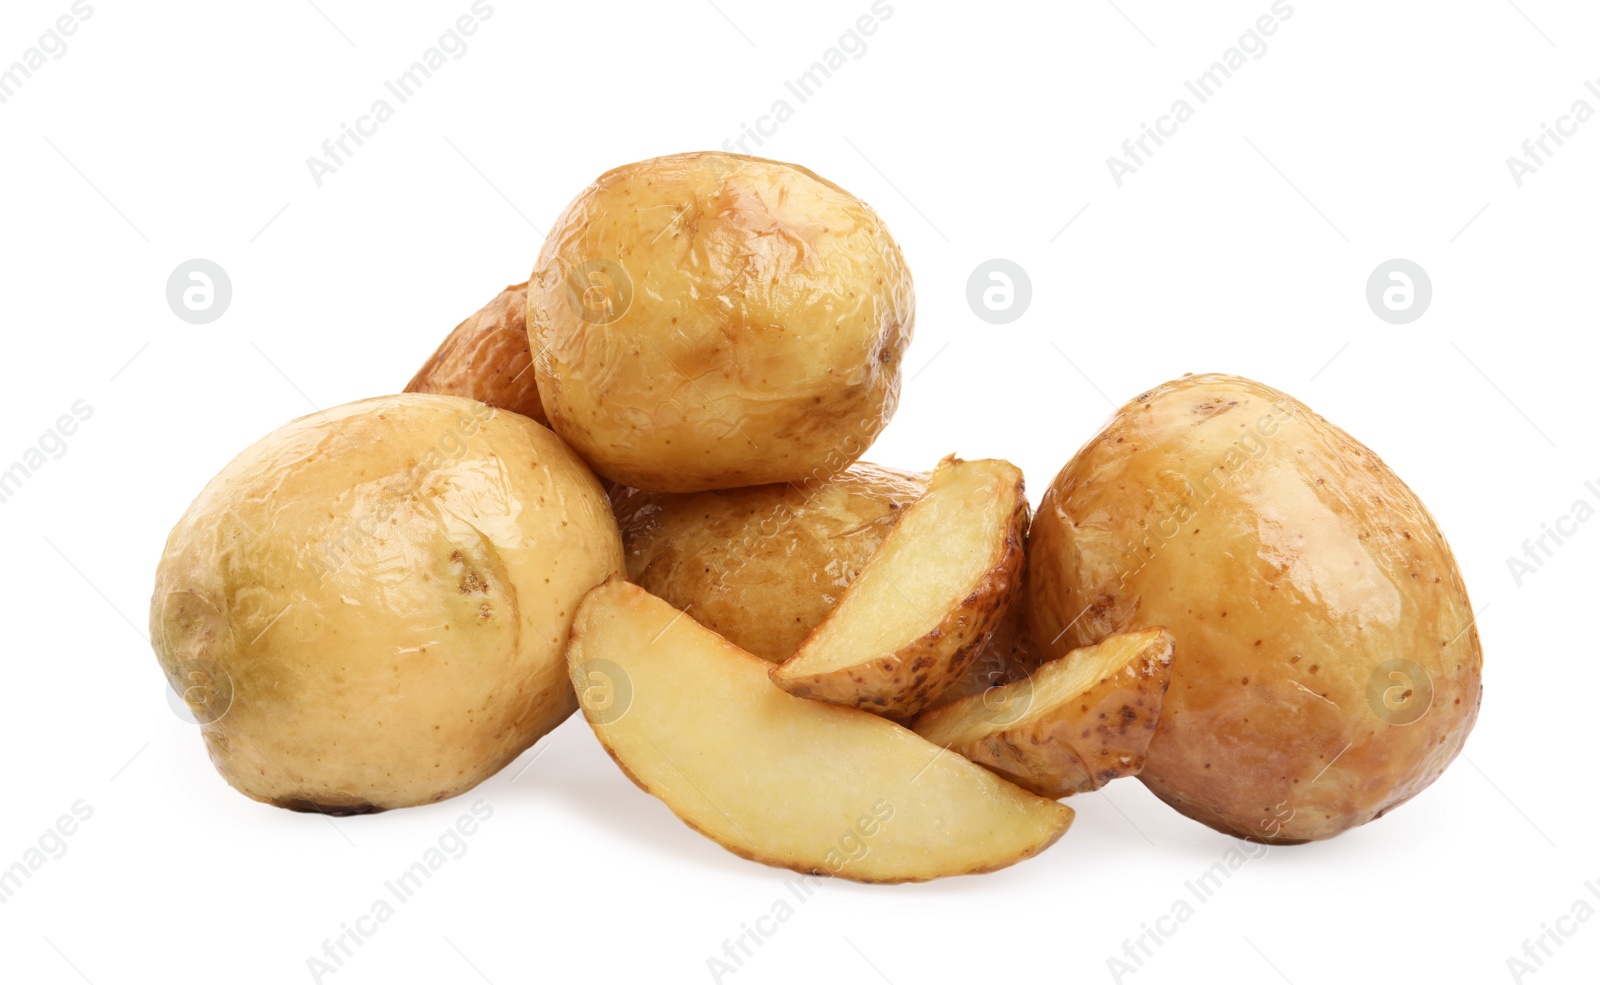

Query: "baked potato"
(1027, 373), (1483, 842)
(567, 580), (1073, 882)
(151, 394), (623, 812)
(528, 152), (914, 492)
(406, 282), (546, 425)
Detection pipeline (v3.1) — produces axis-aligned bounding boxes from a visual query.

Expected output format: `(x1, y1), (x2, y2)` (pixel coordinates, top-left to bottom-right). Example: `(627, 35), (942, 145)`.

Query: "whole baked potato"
(529, 152), (914, 492)
(151, 394), (623, 813)
(1027, 374), (1482, 842)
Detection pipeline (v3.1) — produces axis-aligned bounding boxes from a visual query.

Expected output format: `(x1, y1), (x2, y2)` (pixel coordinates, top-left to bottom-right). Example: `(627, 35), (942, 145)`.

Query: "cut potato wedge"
(770, 457), (1027, 718)
(567, 580), (1073, 883)
(913, 628), (1175, 798)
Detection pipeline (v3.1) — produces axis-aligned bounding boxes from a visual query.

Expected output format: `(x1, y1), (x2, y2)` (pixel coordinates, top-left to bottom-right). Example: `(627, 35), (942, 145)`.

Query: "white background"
(1, 1), (1595, 982)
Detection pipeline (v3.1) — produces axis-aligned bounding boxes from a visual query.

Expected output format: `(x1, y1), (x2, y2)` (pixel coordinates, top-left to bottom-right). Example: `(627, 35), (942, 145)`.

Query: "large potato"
(151, 394), (622, 813)
(529, 152), (914, 492)
(1027, 374), (1482, 843)
(612, 462), (927, 661)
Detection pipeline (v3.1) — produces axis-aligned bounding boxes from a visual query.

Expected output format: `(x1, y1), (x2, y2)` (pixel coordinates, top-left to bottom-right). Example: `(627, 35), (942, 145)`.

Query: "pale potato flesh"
(914, 628), (1175, 798)
(771, 458), (1027, 718)
(529, 152), (914, 492)
(611, 463), (928, 661)
(151, 394), (623, 813)
(406, 282), (547, 425)
(567, 580), (1073, 883)
(1027, 374), (1483, 842)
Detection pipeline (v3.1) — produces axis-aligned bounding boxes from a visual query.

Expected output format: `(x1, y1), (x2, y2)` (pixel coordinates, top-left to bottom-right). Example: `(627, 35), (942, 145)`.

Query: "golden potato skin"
(529, 152), (914, 492)
(1027, 374), (1483, 842)
(611, 463), (928, 661)
(406, 282), (547, 426)
(151, 394), (623, 813)
(929, 584), (1043, 707)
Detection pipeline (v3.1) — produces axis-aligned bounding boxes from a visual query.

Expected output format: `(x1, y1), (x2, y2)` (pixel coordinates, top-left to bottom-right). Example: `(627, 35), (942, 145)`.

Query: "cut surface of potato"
(914, 629), (1175, 798)
(567, 580), (1073, 883)
(771, 457), (1026, 718)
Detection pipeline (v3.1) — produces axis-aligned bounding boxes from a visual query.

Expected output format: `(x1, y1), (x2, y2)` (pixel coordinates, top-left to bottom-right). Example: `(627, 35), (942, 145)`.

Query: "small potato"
(1027, 374), (1483, 842)
(529, 152), (914, 492)
(151, 394), (623, 813)
(612, 462), (927, 661)
(406, 282), (546, 425)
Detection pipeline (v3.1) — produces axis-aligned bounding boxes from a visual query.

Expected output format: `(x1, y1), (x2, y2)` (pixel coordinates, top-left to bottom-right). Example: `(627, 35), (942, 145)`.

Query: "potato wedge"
(770, 457), (1026, 718)
(913, 629), (1175, 798)
(406, 282), (547, 425)
(567, 580), (1073, 883)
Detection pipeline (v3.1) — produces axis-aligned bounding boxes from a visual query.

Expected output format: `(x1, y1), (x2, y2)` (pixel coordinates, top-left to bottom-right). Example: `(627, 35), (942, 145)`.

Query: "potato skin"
(932, 593), (1044, 707)
(772, 462), (1030, 719)
(529, 152), (914, 492)
(611, 463), (928, 661)
(151, 394), (622, 812)
(405, 282), (546, 426)
(1027, 374), (1483, 842)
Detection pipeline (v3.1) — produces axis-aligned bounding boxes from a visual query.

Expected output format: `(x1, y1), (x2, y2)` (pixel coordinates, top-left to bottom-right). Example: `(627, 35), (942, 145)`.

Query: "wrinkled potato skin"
(406, 282), (547, 426)
(1027, 374), (1483, 842)
(612, 463), (928, 662)
(772, 465), (1029, 719)
(151, 394), (623, 813)
(529, 152), (914, 492)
